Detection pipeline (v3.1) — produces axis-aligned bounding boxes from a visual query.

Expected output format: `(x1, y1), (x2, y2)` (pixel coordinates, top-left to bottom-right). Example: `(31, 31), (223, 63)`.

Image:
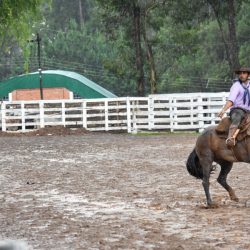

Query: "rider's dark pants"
(229, 108), (246, 127)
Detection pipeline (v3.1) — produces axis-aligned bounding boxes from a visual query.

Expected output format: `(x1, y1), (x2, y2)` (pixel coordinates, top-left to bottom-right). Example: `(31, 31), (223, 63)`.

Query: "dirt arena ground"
(0, 128), (250, 250)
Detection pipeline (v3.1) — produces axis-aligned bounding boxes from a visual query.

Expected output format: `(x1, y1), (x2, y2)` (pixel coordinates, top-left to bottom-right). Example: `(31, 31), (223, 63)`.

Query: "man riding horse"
(187, 66), (250, 207)
(218, 66), (250, 147)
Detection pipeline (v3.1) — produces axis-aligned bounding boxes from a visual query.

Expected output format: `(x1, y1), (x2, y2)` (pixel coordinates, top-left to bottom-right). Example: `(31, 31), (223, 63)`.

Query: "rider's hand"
(218, 110), (225, 118)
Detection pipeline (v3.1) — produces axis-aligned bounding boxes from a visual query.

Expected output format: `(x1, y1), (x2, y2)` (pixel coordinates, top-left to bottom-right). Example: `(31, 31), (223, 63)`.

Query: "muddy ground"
(0, 128), (250, 250)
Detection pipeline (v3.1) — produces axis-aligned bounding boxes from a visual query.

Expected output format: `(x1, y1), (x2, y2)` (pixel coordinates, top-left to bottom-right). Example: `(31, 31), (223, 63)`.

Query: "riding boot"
(226, 125), (239, 147)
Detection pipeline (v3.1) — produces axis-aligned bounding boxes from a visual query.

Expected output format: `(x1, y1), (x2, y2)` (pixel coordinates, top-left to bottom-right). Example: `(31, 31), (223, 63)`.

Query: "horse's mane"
(202, 125), (217, 133)
(200, 125), (217, 138)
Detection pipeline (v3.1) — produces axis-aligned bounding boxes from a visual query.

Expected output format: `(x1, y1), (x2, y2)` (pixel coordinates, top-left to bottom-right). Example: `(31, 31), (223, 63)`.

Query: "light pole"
(28, 33), (44, 99)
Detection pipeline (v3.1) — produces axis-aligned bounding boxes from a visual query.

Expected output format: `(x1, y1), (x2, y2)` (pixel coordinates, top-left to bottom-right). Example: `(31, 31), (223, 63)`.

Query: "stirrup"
(226, 137), (236, 146)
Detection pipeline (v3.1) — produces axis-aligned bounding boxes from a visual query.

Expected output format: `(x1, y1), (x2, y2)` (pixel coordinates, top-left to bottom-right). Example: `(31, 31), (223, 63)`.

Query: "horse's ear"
(216, 117), (231, 133)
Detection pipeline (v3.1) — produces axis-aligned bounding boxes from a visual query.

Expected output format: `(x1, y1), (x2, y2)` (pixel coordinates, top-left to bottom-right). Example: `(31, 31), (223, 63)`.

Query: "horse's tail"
(186, 149), (203, 179)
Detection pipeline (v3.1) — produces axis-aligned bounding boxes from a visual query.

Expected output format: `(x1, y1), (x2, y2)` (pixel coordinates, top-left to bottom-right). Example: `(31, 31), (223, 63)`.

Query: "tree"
(95, 0), (146, 96)
(141, 1), (159, 94)
(0, 0), (48, 79)
(206, 0), (241, 76)
(3, 0), (250, 96)
(0, 0), (46, 50)
(39, 7), (136, 96)
(43, 0), (91, 31)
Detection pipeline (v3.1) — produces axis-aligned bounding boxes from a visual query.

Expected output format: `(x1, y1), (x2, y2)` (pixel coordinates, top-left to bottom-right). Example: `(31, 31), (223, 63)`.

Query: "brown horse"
(186, 122), (250, 207)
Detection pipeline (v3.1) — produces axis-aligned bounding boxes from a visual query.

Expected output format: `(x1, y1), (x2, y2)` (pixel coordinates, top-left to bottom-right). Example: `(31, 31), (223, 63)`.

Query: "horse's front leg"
(217, 160), (239, 202)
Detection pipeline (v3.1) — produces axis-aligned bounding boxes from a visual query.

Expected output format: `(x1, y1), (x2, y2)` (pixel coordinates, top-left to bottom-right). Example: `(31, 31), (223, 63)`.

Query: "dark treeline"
(1, 0), (250, 97)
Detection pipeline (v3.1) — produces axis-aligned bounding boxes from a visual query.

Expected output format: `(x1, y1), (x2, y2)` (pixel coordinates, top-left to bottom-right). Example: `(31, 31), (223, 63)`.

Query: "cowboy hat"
(234, 66), (250, 74)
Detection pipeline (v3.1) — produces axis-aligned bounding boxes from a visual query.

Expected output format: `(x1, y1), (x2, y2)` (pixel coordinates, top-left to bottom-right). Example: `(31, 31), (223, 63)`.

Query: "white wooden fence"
(0, 92), (229, 133)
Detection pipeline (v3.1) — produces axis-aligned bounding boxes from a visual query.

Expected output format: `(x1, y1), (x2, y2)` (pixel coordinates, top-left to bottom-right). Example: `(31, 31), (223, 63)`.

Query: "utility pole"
(37, 33), (43, 100)
(28, 33), (44, 99)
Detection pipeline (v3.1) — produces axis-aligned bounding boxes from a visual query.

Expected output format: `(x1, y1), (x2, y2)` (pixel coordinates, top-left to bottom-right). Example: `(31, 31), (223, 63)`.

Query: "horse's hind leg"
(217, 160), (239, 202)
(201, 161), (214, 206)
(197, 149), (215, 207)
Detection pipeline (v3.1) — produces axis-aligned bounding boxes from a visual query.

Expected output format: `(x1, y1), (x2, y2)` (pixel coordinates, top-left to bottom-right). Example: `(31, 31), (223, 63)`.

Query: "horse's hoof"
(206, 203), (219, 209)
(231, 197), (239, 202)
(229, 189), (239, 202)
(229, 192), (239, 202)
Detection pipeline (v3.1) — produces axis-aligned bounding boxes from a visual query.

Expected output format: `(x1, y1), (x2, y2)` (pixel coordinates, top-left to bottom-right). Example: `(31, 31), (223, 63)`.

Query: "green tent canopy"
(0, 70), (117, 99)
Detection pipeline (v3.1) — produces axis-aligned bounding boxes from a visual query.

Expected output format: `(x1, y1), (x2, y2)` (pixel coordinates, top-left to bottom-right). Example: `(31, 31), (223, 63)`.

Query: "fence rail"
(0, 92), (229, 133)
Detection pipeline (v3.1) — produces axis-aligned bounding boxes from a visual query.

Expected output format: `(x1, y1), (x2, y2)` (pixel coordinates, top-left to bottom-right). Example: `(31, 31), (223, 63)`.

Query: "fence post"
(126, 97), (131, 133)
(190, 98), (194, 126)
(169, 98), (173, 132)
(39, 101), (44, 128)
(1, 102), (6, 132)
(105, 100), (109, 131)
(148, 96), (154, 130)
(170, 98), (177, 132)
(62, 101), (66, 127)
(132, 101), (137, 134)
(21, 102), (25, 132)
(82, 100), (87, 129)
(198, 96), (204, 132)
(208, 95), (216, 125)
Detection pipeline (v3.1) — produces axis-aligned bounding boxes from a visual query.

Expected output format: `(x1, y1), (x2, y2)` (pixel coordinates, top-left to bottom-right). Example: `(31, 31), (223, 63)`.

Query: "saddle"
(215, 114), (250, 141)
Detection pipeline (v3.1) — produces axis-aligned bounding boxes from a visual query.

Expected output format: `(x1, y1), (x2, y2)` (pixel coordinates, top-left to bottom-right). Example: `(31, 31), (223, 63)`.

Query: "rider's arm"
(218, 100), (233, 118)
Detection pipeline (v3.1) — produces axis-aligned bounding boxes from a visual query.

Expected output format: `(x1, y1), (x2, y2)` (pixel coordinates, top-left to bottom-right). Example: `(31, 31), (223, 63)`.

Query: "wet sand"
(0, 133), (249, 249)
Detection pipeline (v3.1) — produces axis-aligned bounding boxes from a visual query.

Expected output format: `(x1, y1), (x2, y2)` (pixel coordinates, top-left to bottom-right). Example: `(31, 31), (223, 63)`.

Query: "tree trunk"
(211, 5), (233, 74)
(207, 0), (240, 77)
(142, 14), (157, 94)
(142, 1), (162, 94)
(227, 0), (240, 75)
(133, 4), (145, 96)
(79, 0), (84, 28)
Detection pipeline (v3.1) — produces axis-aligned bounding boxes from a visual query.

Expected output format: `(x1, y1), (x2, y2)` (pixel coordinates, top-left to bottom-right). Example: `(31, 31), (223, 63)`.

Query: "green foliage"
(0, 0), (49, 79)
(2, 0), (250, 96)
(0, 0), (46, 45)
